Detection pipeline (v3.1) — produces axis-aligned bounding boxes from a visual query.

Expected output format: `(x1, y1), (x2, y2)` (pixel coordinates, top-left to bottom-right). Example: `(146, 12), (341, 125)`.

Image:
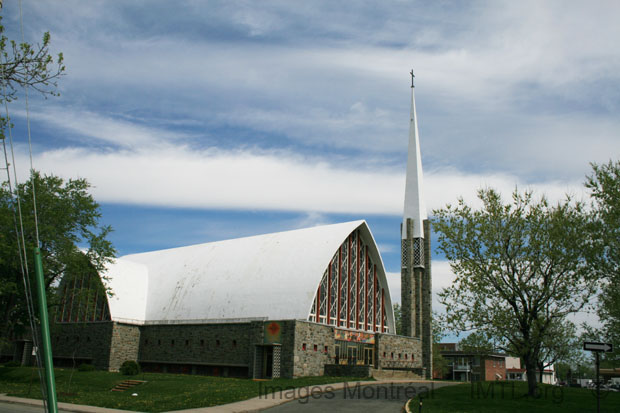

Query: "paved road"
(261, 382), (452, 412)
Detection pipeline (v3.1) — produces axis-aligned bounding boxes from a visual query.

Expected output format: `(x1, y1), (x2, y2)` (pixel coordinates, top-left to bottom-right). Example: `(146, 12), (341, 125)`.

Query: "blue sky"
(2, 0), (619, 336)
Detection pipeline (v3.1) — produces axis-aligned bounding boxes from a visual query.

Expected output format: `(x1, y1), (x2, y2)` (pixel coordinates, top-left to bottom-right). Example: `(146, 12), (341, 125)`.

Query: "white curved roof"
(103, 220), (395, 330)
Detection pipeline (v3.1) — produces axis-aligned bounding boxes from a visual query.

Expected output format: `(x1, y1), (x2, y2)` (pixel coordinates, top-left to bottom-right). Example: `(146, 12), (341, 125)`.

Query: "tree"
(432, 316), (450, 378)
(537, 319), (580, 383)
(0, 172), (115, 343)
(393, 303), (403, 335)
(585, 160), (620, 364)
(433, 188), (597, 396)
(458, 331), (495, 355)
(0, 16), (65, 103)
(0, 9), (68, 346)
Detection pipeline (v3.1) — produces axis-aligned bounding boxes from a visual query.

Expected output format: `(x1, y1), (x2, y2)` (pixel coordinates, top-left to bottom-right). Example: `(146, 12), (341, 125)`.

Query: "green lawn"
(0, 366), (372, 412)
(409, 381), (620, 413)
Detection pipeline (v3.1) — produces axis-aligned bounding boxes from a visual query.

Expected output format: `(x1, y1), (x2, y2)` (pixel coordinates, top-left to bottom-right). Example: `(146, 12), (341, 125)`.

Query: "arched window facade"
(309, 229), (390, 333)
(55, 270), (111, 323)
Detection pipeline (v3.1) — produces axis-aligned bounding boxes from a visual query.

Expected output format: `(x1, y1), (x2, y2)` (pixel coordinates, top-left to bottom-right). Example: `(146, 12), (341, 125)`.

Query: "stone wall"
(375, 333), (423, 371)
(422, 219), (433, 378)
(324, 364), (372, 377)
(139, 322), (253, 367)
(50, 322), (113, 369)
(109, 323), (141, 371)
(290, 321), (335, 377)
(270, 320), (296, 378)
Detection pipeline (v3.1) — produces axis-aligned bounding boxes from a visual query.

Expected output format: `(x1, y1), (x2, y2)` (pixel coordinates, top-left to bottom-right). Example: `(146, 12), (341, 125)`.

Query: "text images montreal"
(258, 382), (434, 403)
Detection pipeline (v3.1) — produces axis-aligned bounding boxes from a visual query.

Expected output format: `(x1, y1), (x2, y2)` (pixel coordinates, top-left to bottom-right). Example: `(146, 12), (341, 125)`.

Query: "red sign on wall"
(264, 321), (282, 344)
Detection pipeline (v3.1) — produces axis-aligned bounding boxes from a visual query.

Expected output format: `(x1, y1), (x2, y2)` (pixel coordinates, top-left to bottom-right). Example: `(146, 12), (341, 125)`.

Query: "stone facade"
(50, 318), (426, 379)
(109, 323), (140, 371)
(51, 322), (114, 369)
(400, 218), (433, 378)
(375, 333), (423, 373)
(290, 321), (335, 377)
(139, 321), (263, 377)
(421, 220), (433, 378)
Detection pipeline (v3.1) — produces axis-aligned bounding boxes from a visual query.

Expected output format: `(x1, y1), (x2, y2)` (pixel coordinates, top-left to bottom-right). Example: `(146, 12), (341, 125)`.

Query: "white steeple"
(402, 70), (427, 239)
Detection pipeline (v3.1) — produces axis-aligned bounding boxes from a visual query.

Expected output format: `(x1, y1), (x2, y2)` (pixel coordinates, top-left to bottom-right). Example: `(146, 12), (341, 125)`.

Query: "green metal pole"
(33, 247), (58, 413)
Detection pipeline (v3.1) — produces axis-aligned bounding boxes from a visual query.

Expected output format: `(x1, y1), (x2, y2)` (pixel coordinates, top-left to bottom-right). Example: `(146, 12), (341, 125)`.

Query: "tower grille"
(413, 238), (424, 268)
(401, 238), (409, 269)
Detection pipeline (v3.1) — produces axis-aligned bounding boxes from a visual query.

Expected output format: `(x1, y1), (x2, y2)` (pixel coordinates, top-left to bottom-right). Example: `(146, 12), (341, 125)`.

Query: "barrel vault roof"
(103, 220), (394, 328)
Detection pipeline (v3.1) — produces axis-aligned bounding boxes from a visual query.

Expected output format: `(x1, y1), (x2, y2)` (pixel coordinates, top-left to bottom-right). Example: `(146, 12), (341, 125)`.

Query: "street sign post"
(583, 342), (613, 413)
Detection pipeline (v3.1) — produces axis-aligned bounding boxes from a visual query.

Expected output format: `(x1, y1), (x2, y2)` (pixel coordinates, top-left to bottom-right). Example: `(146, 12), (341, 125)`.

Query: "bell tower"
(401, 70), (432, 378)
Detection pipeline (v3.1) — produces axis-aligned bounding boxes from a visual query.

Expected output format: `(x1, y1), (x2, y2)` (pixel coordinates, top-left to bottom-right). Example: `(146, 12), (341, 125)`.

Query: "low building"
(505, 356), (557, 385)
(435, 344), (506, 381)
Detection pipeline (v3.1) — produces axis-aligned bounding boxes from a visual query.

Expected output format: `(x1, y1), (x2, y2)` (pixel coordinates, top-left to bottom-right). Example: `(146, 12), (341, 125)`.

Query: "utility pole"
(34, 248), (58, 413)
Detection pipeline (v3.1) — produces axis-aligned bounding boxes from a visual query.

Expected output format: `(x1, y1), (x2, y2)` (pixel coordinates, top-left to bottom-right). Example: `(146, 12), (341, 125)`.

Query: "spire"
(403, 70), (427, 239)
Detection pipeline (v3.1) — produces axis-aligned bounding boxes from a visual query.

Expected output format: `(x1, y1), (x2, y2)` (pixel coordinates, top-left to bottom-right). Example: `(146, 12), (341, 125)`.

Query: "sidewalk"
(1, 379), (437, 413)
(0, 393), (131, 412)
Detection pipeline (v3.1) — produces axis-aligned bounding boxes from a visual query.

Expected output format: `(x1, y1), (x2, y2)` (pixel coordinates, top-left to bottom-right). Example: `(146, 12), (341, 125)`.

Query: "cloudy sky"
(2, 0), (618, 336)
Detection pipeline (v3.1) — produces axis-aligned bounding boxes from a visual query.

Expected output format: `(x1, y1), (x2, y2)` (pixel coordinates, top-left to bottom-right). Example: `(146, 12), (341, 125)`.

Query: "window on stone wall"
(391, 352), (394, 359)
(399, 353), (402, 359)
(144, 339), (148, 346)
(383, 352), (386, 358)
(216, 340), (220, 347)
(405, 354), (408, 359)
(200, 339), (204, 346)
(324, 346), (328, 353)
(233, 340), (237, 347)
(302, 343), (306, 351)
(171, 339), (175, 347)
(313, 344), (318, 351)
(185, 340), (189, 346)
(158, 339), (161, 345)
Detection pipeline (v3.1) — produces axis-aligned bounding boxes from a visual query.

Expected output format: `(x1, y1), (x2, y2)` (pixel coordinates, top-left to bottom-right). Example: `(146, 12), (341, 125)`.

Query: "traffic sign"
(583, 342), (613, 352)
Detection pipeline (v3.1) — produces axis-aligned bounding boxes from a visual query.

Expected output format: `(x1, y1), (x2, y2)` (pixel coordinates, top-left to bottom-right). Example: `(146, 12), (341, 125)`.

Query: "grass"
(408, 381), (620, 413)
(0, 366), (373, 412)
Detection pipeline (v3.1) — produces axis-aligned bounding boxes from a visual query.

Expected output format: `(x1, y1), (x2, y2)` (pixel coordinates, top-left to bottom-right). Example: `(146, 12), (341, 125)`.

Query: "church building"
(49, 75), (433, 379)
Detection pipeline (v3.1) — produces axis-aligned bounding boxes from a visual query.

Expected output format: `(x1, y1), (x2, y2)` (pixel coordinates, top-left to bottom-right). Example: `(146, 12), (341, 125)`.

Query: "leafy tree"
(0, 9), (68, 347)
(458, 331), (495, 355)
(0, 16), (65, 102)
(585, 160), (620, 364)
(0, 173), (115, 343)
(433, 188), (597, 396)
(393, 303), (403, 335)
(432, 316), (449, 378)
(537, 319), (580, 383)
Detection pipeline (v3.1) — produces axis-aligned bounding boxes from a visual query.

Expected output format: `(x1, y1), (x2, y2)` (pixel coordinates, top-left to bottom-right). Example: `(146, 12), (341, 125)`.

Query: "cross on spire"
(402, 71), (426, 239)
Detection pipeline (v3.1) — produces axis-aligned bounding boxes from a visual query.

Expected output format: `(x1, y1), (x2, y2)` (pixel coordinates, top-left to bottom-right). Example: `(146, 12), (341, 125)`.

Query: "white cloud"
(11, 141), (587, 216)
(5, 0), (617, 186)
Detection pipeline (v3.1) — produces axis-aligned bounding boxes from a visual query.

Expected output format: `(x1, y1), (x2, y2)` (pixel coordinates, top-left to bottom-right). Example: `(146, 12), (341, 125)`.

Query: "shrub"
(119, 360), (140, 376)
(4, 360), (21, 367)
(78, 363), (96, 372)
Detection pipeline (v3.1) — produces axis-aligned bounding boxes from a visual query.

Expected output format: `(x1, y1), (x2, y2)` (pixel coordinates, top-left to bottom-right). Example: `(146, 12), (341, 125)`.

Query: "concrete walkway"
(0, 394), (131, 412)
(1, 380), (447, 413)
